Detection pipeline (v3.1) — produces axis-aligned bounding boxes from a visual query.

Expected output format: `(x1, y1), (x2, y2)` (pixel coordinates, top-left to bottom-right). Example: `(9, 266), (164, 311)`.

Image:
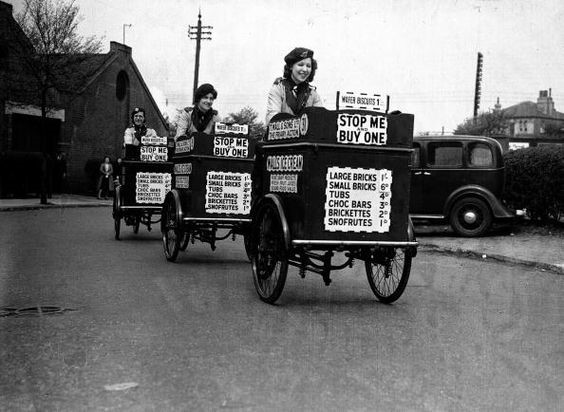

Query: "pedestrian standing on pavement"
(123, 107), (158, 147)
(97, 156), (113, 200)
(174, 83), (220, 140)
(265, 47), (323, 124)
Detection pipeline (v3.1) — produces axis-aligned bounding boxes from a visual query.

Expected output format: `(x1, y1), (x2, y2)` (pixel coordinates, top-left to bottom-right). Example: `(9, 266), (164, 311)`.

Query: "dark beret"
(284, 47), (314, 66)
(193, 83), (218, 104)
(131, 107), (145, 122)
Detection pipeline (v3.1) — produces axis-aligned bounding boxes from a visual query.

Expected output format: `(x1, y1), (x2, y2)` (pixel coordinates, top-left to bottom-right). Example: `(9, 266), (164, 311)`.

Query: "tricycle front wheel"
(162, 194), (182, 262)
(112, 187), (121, 240)
(251, 202), (288, 304)
(365, 247), (412, 304)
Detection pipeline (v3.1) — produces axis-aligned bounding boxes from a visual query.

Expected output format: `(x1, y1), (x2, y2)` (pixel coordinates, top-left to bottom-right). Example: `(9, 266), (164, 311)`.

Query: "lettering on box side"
(174, 163), (193, 175)
(175, 175), (190, 189)
(140, 146), (168, 162)
(205, 171), (252, 215)
(213, 136), (249, 158)
(336, 114), (387, 146)
(135, 172), (172, 204)
(214, 122), (249, 135)
(140, 135), (167, 146)
(266, 154), (303, 172)
(269, 174), (298, 193)
(323, 166), (392, 233)
(336, 91), (389, 112)
(267, 118), (302, 141)
(175, 137), (195, 153)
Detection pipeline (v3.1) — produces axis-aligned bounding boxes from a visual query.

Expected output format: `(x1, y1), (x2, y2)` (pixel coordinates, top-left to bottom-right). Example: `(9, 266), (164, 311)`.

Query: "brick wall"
(62, 45), (169, 193)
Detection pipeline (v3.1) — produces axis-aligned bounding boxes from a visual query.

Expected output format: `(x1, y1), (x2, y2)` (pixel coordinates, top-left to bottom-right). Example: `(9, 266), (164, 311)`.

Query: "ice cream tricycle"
(161, 123), (255, 261)
(249, 94), (417, 304)
(113, 137), (174, 240)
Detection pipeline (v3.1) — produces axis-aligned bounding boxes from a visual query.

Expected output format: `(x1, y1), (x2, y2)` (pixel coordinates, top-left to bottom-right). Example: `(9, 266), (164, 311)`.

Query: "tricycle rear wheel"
(251, 202), (288, 304)
(179, 232), (190, 251)
(365, 247), (412, 304)
(243, 234), (253, 261)
(114, 215), (121, 240)
(133, 216), (141, 234)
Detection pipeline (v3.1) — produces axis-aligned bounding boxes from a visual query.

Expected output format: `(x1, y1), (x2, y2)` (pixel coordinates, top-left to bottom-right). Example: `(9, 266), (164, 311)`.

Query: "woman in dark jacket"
(123, 107), (158, 146)
(265, 47), (323, 124)
(174, 83), (221, 140)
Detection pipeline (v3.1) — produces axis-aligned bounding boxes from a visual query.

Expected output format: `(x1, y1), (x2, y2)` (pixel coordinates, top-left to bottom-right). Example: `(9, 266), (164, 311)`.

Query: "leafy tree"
(15, 0), (103, 203)
(543, 122), (564, 136)
(223, 106), (266, 139)
(454, 110), (508, 136)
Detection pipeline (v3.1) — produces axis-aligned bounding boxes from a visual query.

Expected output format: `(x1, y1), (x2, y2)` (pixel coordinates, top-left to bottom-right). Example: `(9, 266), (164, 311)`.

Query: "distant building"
(497, 89), (564, 150)
(0, 1), (168, 195)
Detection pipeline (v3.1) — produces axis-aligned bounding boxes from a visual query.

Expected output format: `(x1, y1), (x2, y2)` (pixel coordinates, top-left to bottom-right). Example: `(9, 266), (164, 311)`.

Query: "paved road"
(0, 208), (562, 411)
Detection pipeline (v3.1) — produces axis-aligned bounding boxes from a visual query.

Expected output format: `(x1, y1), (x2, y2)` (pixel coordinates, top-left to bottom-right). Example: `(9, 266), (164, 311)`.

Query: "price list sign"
(324, 166), (392, 233)
(135, 172), (172, 204)
(205, 171), (252, 215)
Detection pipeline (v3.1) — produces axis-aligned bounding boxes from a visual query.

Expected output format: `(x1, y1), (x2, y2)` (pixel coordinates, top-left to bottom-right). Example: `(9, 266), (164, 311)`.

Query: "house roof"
(49, 43), (168, 129)
(0, 1), (35, 54)
(51, 53), (114, 92)
(503, 101), (564, 120)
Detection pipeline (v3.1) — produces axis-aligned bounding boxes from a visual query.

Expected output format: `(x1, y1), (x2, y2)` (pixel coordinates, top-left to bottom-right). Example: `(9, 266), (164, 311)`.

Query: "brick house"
(498, 89), (564, 150)
(0, 1), (168, 195)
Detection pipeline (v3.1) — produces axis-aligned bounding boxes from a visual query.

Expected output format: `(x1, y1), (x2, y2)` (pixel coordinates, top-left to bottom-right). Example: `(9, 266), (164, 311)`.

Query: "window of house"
(468, 143), (494, 167)
(427, 142), (462, 168)
(116, 71), (129, 101)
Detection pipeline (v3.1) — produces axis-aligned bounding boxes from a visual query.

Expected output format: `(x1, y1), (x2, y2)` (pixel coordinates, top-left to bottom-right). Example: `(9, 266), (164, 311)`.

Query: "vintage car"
(409, 135), (517, 237)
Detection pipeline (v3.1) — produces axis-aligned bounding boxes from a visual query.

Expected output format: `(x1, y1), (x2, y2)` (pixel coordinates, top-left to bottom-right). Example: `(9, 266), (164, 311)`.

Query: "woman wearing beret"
(175, 83), (221, 139)
(123, 107), (158, 146)
(265, 47), (324, 124)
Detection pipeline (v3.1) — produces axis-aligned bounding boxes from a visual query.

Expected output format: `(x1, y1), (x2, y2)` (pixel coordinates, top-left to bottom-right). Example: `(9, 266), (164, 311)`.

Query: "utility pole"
(473, 52), (483, 118)
(122, 24), (132, 45)
(188, 10), (212, 102)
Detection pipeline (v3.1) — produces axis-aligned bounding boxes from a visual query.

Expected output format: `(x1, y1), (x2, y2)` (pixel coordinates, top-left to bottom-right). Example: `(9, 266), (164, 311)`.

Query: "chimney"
(537, 89), (555, 116)
(494, 97), (502, 112)
(0, 1), (13, 15)
(110, 41), (132, 56)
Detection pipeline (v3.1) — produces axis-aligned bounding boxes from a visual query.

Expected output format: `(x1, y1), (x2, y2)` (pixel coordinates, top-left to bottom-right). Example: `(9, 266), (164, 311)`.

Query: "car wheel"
(449, 197), (492, 237)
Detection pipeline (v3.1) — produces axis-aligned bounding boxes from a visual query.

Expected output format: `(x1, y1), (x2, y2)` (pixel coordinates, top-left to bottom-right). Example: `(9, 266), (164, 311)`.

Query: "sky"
(8, 0), (564, 133)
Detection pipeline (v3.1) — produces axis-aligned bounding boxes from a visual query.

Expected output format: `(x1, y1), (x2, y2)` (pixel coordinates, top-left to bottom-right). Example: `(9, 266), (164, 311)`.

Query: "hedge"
(503, 146), (564, 221)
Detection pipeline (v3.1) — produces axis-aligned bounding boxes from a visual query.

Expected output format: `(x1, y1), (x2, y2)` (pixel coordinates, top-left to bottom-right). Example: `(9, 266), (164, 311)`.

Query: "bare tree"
(16, 0), (103, 116)
(14, 0), (103, 203)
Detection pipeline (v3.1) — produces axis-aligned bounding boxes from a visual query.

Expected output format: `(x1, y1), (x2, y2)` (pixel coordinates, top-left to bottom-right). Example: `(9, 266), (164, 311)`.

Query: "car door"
(409, 141), (426, 214)
(411, 140), (465, 216)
